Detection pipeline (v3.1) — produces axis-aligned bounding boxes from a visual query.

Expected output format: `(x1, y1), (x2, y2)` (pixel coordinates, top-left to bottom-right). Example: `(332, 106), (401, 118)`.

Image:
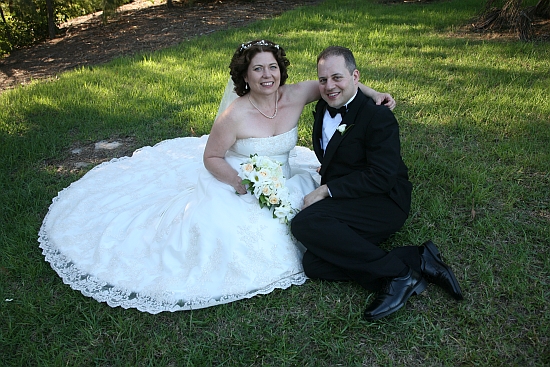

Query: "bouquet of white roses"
(238, 154), (298, 224)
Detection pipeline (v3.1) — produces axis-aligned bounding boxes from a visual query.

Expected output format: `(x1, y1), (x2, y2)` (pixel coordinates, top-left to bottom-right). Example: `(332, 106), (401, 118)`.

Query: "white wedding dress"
(39, 126), (320, 314)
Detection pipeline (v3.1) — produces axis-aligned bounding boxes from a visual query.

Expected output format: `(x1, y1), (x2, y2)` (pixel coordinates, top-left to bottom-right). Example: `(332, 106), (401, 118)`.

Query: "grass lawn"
(1, 0), (549, 365)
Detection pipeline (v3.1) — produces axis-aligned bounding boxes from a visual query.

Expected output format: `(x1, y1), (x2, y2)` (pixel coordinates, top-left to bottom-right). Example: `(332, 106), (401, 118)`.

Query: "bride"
(39, 39), (395, 314)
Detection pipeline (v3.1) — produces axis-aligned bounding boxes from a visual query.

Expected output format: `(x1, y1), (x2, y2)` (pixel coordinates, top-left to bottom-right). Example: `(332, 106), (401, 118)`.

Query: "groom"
(291, 46), (463, 320)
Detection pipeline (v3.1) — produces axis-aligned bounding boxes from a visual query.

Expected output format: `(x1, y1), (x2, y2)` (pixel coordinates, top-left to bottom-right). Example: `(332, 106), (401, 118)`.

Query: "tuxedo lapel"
(320, 122), (345, 174)
(312, 103), (326, 162)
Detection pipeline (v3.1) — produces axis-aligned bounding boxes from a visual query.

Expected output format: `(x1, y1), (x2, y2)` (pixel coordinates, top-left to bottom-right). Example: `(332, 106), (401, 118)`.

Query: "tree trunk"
(46, 0), (56, 39)
(0, 5), (12, 43)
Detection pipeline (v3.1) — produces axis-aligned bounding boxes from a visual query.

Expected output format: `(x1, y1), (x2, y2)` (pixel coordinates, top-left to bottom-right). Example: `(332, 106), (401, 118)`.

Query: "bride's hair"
(229, 39), (290, 97)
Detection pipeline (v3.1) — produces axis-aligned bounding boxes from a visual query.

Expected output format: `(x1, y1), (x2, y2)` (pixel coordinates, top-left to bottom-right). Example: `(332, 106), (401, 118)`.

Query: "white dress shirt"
(320, 92), (357, 197)
(320, 92), (357, 152)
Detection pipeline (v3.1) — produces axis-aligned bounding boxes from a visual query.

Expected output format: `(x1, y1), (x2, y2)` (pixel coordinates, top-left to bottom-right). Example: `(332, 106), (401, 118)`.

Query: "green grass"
(1, 0), (549, 365)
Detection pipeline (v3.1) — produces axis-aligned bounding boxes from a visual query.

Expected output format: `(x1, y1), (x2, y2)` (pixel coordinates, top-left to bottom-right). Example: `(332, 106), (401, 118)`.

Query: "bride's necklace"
(248, 90), (278, 119)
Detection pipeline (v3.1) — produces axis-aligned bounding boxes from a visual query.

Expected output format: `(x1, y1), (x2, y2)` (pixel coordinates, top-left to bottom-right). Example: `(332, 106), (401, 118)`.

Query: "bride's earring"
(245, 82), (249, 90)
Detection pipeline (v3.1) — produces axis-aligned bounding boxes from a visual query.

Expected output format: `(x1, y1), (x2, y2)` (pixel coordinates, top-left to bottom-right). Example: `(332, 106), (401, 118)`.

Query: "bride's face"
(244, 52), (280, 96)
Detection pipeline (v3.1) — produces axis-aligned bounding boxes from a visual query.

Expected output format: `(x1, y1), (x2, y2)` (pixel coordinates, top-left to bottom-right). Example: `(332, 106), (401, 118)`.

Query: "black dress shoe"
(363, 269), (427, 321)
(420, 240), (463, 300)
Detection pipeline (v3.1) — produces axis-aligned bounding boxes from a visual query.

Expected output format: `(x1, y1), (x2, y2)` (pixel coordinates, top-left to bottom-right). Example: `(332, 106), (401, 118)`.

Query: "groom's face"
(317, 55), (359, 109)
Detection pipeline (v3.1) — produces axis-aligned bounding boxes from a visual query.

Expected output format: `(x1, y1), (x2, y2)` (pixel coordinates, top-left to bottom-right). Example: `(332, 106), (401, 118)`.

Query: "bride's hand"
(233, 178), (247, 195)
(373, 92), (396, 110)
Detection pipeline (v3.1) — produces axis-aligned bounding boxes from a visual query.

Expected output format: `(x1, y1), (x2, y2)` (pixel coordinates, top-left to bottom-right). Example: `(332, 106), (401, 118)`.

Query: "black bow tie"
(327, 105), (347, 118)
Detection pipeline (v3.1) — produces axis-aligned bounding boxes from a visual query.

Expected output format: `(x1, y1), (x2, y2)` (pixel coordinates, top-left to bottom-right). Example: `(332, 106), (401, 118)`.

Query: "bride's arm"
(289, 80), (396, 109)
(203, 113), (247, 194)
(358, 84), (396, 110)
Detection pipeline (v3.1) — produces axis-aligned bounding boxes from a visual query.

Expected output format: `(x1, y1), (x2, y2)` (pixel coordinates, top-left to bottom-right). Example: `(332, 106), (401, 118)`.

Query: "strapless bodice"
(225, 127), (298, 178)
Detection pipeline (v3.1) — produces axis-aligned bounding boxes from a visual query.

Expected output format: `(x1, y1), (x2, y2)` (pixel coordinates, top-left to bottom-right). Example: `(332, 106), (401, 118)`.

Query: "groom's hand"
(302, 184), (330, 209)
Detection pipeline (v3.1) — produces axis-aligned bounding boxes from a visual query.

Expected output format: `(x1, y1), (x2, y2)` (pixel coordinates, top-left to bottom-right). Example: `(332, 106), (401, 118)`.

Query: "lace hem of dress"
(38, 227), (307, 314)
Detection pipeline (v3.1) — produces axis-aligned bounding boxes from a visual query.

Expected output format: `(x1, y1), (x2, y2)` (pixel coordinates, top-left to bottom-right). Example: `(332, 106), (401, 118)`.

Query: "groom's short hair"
(317, 46), (357, 74)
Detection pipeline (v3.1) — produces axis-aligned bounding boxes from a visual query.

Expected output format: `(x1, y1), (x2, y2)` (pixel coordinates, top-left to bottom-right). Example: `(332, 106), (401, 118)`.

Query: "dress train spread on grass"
(39, 127), (319, 314)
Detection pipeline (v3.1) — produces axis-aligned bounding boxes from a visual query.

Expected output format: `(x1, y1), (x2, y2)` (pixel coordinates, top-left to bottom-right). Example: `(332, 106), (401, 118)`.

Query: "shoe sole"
(364, 277), (428, 321)
(425, 241), (463, 300)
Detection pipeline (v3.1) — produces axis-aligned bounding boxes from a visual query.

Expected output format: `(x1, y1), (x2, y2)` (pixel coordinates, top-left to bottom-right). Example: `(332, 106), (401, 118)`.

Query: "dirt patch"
(0, 0), (322, 93)
(44, 136), (139, 173)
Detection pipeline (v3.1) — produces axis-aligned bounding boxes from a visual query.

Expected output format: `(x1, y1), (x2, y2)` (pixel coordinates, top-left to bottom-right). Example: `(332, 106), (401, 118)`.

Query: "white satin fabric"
(39, 127), (320, 313)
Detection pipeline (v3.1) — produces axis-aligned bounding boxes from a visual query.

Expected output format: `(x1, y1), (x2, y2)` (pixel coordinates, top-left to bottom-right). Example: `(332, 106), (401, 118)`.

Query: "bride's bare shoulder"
(213, 97), (247, 130)
(218, 96), (247, 118)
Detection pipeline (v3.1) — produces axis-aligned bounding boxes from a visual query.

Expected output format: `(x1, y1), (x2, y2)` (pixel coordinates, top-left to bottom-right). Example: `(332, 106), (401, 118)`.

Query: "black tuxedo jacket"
(312, 89), (412, 215)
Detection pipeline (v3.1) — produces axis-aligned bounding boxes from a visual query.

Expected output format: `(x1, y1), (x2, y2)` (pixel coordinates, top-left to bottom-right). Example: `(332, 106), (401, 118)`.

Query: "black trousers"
(291, 194), (421, 291)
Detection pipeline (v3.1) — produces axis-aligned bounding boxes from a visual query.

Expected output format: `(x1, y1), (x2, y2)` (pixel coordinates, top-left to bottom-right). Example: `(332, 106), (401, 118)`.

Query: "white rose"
(336, 124), (347, 134)
(261, 185), (273, 197)
(254, 155), (269, 168)
(272, 181), (283, 190)
(268, 194), (280, 205)
(257, 168), (273, 183)
(240, 162), (255, 179)
(274, 204), (291, 220)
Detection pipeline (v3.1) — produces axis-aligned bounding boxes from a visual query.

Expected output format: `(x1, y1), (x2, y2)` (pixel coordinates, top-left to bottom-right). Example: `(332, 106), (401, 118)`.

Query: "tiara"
(239, 40), (280, 52)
